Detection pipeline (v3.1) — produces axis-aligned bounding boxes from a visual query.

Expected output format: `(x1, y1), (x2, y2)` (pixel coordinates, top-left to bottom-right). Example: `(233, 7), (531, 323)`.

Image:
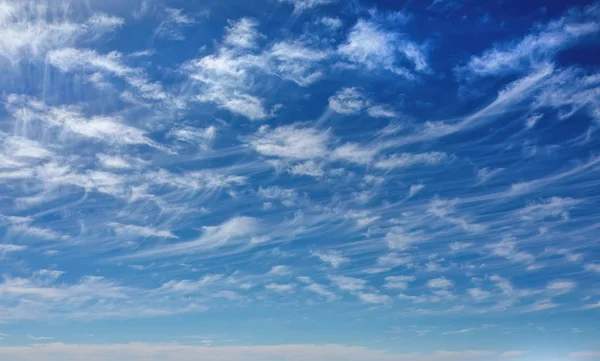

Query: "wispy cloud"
(155, 8), (196, 41)
(338, 19), (429, 77)
(277, 0), (335, 14)
(311, 250), (350, 268)
(119, 217), (260, 260)
(457, 3), (600, 78)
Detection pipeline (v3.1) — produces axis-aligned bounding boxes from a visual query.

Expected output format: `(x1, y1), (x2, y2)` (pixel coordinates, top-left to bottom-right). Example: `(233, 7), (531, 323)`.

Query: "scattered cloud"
(457, 3), (600, 78)
(584, 264), (600, 273)
(384, 276), (416, 290)
(427, 278), (453, 289)
(329, 275), (367, 292)
(375, 152), (449, 169)
(265, 283), (296, 293)
(467, 288), (491, 301)
(338, 19), (429, 77)
(311, 250), (350, 268)
(224, 18), (261, 49)
(248, 125), (330, 160)
(0, 244), (27, 256)
(155, 8), (195, 41)
(277, 0), (335, 14)
(268, 265), (292, 276)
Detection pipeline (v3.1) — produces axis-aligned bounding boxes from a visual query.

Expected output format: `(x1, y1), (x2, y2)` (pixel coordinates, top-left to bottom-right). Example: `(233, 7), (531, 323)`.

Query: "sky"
(0, 0), (599, 360)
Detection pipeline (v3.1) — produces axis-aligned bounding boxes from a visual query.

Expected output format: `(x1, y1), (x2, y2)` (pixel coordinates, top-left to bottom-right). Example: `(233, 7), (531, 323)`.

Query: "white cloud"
(328, 88), (398, 118)
(46, 48), (167, 101)
(581, 301), (600, 310)
(546, 280), (576, 295)
(427, 278), (453, 289)
(427, 199), (486, 233)
(329, 275), (367, 291)
(367, 105), (398, 118)
(533, 68), (600, 122)
(158, 274), (224, 294)
(311, 250), (350, 268)
(476, 167), (504, 184)
(265, 283), (296, 293)
(458, 4), (600, 78)
(169, 126), (217, 148)
(345, 210), (380, 228)
(6, 98), (160, 148)
(357, 292), (390, 305)
(289, 161), (325, 178)
(384, 276), (416, 290)
(225, 18), (261, 49)
(185, 18), (330, 118)
(200, 90), (268, 121)
(408, 184), (424, 198)
(375, 152), (449, 169)
(184, 40), (270, 120)
(258, 186), (299, 206)
(9, 224), (69, 241)
(277, 0), (335, 14)
(96, 154), (134, 169)
(467, 288), (491, 301)
(522, 299), (558, 313)
(109, 223), (178, 239)
(321, 17), (343, 30)
(365, 253), (413, 274)
(22, 163), (127, 198)
(27, 335), (54, 341)
(385, 227), (421, 250)
(442, 328), (476, 335)
(155, 8), (195, 41)
(338, 20), (428, 77)
(489, 276), (515, 296)
(0, 270), (210, 322)
(489, 239), (535, 264)
(0, 3), (122, 64)
(268, 265), (292, 276)
(249, 125), (330, 160)
(519, 197), (581, 221)
(525, 114), (543, 129)
(304, 283), (336, 299)
(84, 14), (125, 34)
(0, 244), (27, 256)
(267, 40), (329, 86)
(329, 87), (368, 114)
(584, 264), (600, 273)
(120, 217), (259, 260)
(2, 135), (52, 160)
(331, 143), (378, 165)
(146, 169), (246, 191)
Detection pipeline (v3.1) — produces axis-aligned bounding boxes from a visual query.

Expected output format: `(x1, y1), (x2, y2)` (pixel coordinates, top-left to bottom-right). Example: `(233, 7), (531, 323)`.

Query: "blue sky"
(0, 0), (600, 360)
